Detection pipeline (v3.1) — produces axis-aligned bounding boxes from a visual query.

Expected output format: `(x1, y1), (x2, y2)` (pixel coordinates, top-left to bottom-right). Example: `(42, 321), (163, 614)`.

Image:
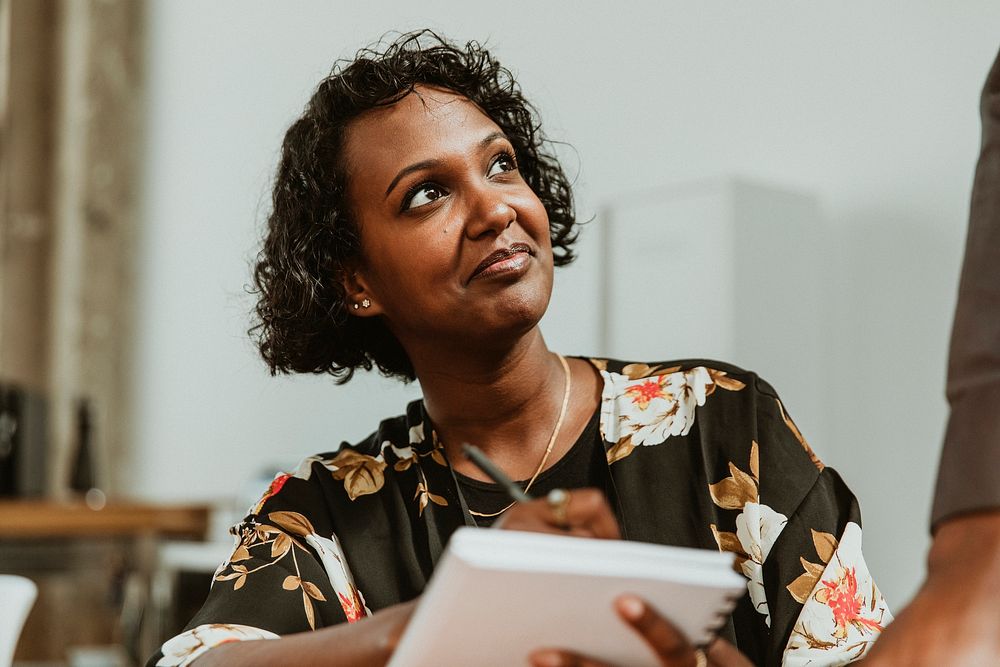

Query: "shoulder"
(591, 356), (775, 392)
(590, 356), (776, 417)
(591, 355), (824, 470)
(246, 400), (427, 517)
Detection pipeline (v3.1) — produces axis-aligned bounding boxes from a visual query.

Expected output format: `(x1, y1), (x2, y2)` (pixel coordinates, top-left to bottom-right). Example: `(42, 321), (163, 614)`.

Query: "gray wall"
(125, 0), (1000, 610)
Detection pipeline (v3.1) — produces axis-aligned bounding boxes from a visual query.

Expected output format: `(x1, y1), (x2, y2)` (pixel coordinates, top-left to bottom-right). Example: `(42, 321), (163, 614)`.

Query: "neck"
(410, 328), (567, 475)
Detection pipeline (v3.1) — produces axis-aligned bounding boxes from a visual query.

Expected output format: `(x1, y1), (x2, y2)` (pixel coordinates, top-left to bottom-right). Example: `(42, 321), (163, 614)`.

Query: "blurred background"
(2, 1), (999, 664)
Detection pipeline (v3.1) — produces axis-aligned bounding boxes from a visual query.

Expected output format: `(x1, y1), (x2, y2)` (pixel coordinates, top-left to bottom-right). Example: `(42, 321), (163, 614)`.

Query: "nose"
(464, 185), (515, 240)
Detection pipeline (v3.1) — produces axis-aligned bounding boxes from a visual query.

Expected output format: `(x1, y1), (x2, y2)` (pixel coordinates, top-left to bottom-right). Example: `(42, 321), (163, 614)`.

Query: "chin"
(485, 285), (552, 337)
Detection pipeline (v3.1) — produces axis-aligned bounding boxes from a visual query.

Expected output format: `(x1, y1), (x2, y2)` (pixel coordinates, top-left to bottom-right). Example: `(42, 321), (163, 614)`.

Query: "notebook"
(388, 528), (747, 666)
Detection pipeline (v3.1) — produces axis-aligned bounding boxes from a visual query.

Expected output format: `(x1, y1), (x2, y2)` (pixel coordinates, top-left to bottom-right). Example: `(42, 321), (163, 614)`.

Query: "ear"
(339, 263), (383, 318)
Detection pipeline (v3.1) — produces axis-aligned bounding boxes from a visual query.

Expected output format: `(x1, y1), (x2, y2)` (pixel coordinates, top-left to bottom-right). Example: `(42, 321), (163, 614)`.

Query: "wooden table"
(0, 499), (210, 539)
(0, 499), (212, 665)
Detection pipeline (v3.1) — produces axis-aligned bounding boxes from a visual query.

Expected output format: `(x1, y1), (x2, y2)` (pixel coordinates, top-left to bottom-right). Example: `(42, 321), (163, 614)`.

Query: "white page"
(389, 529), (746, 667)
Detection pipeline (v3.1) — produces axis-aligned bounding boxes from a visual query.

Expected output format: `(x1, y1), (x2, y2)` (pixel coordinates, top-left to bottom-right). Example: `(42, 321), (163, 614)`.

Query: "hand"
(494, 487), (621, 540)
(372, 598), (419, 660)
(528, 595), (752, 667)
(858, 512), (1000, 666)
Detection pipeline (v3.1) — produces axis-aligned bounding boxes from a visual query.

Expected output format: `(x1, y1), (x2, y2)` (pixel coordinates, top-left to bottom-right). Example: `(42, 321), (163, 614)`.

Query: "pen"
(461, 443), (532, 504)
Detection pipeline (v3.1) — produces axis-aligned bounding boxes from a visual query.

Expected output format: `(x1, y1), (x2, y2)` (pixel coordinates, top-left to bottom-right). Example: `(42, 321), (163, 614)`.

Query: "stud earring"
(361, 298), (371, 309)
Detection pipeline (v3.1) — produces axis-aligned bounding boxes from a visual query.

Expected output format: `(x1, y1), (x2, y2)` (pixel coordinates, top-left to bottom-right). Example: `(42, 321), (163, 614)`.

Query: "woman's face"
(341, 85), (554, 358)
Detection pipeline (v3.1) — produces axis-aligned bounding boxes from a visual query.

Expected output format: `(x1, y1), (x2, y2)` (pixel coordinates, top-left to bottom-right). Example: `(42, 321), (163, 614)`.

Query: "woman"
(150, 31), (889, 667)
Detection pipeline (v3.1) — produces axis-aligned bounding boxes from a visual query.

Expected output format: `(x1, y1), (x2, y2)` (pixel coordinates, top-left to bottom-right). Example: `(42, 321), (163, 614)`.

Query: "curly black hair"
(251, 30), (578, 384)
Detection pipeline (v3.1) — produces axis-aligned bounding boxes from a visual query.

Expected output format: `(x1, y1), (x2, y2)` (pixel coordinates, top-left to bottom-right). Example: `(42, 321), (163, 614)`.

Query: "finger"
(616, 595), (695, 664)
(705, 638), (755, 667)
(529, 649), (609, 667)
(566, 488), (622, 540)
(496, 489), (621, 539)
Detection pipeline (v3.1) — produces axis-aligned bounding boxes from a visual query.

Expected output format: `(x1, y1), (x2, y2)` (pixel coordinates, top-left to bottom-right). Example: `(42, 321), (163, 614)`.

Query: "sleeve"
(932, 47), (1000, 528)
(707, 378), (891, 666)
(146, 464), (370, 667)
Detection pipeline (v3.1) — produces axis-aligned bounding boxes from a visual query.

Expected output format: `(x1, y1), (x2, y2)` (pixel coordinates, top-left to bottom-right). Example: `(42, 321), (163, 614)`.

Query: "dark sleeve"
(932, 47), (1000, 528)
(754, 389), (891, 666)
(145, 465), (367, 667)
(704, 374), (890, 666)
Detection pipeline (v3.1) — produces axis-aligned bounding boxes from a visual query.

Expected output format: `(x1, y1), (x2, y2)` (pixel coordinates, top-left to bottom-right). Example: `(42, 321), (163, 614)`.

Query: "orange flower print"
(625, 377), (671, 410)
(783, 524), (891, 662)
(816, 567), (884, 639)
(251, 473), (291, 515)
(338, 587), (366, 623)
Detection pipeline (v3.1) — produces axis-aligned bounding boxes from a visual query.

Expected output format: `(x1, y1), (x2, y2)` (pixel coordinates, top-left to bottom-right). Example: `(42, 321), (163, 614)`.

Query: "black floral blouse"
(149, 359), (891, 667)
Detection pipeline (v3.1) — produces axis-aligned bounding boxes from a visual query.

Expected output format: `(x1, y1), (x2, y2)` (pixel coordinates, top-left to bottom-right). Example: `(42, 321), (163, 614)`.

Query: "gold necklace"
(468, 353), (572, 518)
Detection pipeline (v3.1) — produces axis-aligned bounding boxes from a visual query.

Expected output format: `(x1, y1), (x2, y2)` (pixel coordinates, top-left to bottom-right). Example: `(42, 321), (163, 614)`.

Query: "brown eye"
(487, 152), (518, 177)
(402, 183), (447, 211)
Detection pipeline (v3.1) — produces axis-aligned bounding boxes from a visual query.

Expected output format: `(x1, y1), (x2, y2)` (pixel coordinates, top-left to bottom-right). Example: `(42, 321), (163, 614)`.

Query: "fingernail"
(618, 595), (644, 620)
(530, 650), (564, 667)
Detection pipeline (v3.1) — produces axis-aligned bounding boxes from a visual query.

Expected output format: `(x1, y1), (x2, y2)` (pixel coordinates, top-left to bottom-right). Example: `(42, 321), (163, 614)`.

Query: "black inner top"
(454, 408), (605, 527)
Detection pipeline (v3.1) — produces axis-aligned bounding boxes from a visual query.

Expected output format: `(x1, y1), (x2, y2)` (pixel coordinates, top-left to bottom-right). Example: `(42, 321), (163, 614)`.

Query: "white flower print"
(734, 501), (789, 626)
(305, 531), (372, 622)
(601, 365), (743, 462)
(784, 523), (891, 665)
(156, 623), (278, 667)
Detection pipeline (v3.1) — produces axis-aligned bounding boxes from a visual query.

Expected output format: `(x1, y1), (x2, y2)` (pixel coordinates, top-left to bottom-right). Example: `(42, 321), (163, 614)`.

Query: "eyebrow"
(382, 131), (509, 199)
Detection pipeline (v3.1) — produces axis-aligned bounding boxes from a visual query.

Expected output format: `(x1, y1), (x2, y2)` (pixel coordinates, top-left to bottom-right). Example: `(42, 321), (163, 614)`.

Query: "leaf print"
(606, 434), (636, 465)
(710, 524), (747, 563)
(776, 398), (824, 471)
(707, 368), (746, 392)
(709, 462), (758, 509)
(302, 580), (326, 601)
(302, 590), (316, 630)
(749, 440), (760, 482)
(230, 545), (250, 563)
(812, 529), (838, 564)
(282, 575), (300, 591)
(787, 574), (815, 605)
(414, 481), (448, 516)
(620, 363), (682, 380)
(787, 557), (827, 604)
(786, 530), (840, 603)
(233, 574), (247, 590)
(271, 532), (291, 559)
(330, 449), (387, 500)
(268, 511), (316, 537)
(256, 524), (282, 539)
(429, 447), (447, 466)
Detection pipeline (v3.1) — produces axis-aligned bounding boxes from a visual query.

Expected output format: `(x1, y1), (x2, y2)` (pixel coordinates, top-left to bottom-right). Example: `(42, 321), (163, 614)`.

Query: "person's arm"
(146, 461), (399, 667)
(860, 46), (1000, 666)
(190, 601), (416, 667)
(931, 45), (1000, 529)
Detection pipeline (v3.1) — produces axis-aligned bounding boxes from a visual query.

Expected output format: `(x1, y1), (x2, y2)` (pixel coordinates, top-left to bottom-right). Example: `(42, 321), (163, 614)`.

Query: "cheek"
(363, 230), (458, 298)
(517, 190), (553, 247)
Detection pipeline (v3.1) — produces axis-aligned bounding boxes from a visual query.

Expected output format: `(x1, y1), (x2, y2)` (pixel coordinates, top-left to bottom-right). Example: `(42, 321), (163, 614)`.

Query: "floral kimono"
(149, 359), (891, 667)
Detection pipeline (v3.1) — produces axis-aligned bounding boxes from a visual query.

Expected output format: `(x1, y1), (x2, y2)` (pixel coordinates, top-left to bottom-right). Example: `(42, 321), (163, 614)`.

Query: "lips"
(469, 242), (533, 281)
